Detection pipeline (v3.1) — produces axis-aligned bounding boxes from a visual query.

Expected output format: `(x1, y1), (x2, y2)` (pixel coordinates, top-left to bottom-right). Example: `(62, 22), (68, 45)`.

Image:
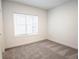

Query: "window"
(14, 13), (38, 36)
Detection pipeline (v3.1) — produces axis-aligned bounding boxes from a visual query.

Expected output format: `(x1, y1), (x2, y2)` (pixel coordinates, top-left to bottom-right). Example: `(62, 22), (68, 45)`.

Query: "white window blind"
(14, 13), (38, 36)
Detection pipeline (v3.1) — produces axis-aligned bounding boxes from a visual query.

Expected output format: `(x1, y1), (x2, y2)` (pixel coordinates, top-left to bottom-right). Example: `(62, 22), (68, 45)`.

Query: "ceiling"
(5, 0), (73, 10)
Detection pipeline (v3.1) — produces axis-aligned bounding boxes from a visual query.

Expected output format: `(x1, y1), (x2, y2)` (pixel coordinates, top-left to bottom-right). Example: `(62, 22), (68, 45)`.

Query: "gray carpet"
(3, 40), (78, 59)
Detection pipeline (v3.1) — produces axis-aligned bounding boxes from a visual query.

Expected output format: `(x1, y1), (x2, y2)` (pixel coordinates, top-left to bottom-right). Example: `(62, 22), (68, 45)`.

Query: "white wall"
(2, 1), (48, 48)
(48, 0), (78, 49)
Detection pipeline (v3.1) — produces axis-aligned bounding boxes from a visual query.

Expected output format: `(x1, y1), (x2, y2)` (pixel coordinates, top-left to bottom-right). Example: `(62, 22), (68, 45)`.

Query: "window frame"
(13, 13), (39, 36)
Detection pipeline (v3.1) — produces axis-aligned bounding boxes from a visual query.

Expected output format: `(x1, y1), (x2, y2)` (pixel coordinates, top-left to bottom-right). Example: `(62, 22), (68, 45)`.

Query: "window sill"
(15, 33), (38, 37)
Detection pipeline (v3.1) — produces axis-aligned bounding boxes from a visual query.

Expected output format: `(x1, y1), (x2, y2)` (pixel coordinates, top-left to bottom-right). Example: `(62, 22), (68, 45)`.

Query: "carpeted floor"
(3, 40), (78, 59)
